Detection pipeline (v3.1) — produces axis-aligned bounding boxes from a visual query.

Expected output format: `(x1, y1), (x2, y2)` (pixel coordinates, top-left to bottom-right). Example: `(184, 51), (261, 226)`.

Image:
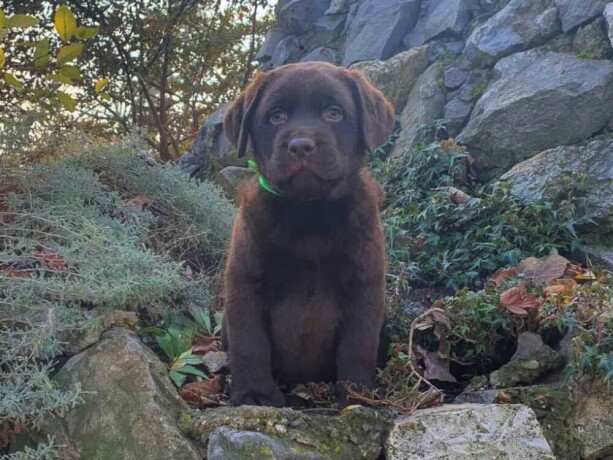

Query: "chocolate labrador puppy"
(222, 61), (395, 406)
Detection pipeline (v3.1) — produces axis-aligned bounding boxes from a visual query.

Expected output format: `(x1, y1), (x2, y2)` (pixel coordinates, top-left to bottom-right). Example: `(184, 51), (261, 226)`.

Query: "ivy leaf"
(57, 43), (83, 65)
(56, 90), (76, 111)
(94, 78), (108, 93)
(54, 5), (77, 42)
(75, 26), (99, 40)
(0, 48), (5, 70)
(59, 64), (82, 80)
(3, 72), (23, 88)
(33, 38), (50, 68)
(6, 14), (39, 29)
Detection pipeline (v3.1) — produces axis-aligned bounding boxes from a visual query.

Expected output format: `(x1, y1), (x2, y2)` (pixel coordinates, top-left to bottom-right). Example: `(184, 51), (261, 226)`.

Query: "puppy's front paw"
(231, 386), (285, 407)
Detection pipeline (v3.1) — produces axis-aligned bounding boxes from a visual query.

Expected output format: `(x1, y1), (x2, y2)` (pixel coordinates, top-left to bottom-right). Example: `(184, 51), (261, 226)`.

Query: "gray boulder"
(32, 328), (202, 460)
(313, 14), (346, 43)
(501, 136), (613, 232)
(256, 27), (286, 64)
(444, 97), (474, 128)
(424, 0), (477, 42)
(277, 0), (330, 35)
(465, 0), (561, 67)
(271, 36), (302, 68)
(604, 3), (613, 48)
(342, 0), (421, 66)
(301, 46), (339, 63)
(391, 62), (446, 156)
(443, 66), (468, 90)
(457, 51), (613, 174)
(349, 45), (429, 111)
(214, 166), (255, 201)
(573, 17), (612, 60)
(553, 0), (610, 33)
(386, 404), (555, 459)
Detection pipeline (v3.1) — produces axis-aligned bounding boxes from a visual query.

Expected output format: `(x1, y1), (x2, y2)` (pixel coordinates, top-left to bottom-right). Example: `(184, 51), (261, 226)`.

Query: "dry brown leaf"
(518, 250), (569, 285)
(500, 283), (542, 315)
(179, 375), (223, 404)
(192, 333), (218, 354)
(129, 194), (154, 208)
(416, 346), (457, 383)
(0, 268), (31, 278)
(564, 264), (583, 278)
(489, 267), (519, 288)
(447, 187), (471, 205)
(33, 251), (67, 272)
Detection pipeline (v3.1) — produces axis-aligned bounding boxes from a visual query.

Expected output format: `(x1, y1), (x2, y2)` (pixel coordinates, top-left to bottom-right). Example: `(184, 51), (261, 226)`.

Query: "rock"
(256, 27), (287, 64)
(181, 405), (392, 459)
(606, 4), (613, 47)
(342, 0), (421, 66)
(32, 328), (202, 460)
(313, 15), (346, 43)
(391, 62), (446, 156)
(277, 0), (330, 35)
(301, 47), (339, 64)
(501, 137), (613, 232)
(571, 389), (613, 459)
(207, 427), (328, 460)
(214, 167), (255, 200)
(573, 17), (613, 59)
(202, 351), (230, 374)
(457, 52), (613, 175)
(581, 244), (613, 271)
(443, 66), (468, 90)
(188, 103), (240, 178)
(457, 69), (490, 101)
(385, 403), (555, 459)
(349, 46), (429, 111)
(326, 0), (351, 16)
(427, 39), (465, 63)
(424, 0), (477, 42)
(465, 0), (561, 67)
(489, 333), (565, 388)
(271, 36), (302, 68)
(444, 97), (474, 128)
(553, 0), (610, 33)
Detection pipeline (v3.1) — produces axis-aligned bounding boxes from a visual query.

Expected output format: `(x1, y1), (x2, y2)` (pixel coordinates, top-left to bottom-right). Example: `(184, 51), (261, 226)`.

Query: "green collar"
(247, 160), (283, 197)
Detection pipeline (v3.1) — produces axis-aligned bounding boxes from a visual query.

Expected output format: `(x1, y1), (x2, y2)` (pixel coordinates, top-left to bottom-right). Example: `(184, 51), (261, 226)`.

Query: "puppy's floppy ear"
(347, 71), (395, 153)
(223, 73), (269, 158)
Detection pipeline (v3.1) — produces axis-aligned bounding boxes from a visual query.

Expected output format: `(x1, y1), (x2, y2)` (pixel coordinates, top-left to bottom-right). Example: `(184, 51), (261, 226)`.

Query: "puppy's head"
(224, 62), (394, 201)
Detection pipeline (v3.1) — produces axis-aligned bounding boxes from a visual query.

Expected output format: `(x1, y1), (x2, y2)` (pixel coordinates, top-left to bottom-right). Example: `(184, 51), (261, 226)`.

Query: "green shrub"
(0, 144), (235, 456)
(373, 136), (588, 293)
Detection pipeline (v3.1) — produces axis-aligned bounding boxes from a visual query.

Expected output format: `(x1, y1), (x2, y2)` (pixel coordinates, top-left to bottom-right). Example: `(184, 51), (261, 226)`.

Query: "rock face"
(553, 0), (610, 33)
(34, 328), (201, 460)
(386, 404), (555, 459)
(342, 0), (421, 66)
(391, 62), (446, 156)
(465, 0), (561, 67)
(457, 51), (613, 173)
(501, 136), (613, 233)
(423, 0), (477, 42)
(277, 0), (331, 35)
(350, 46), (429, 110)
(605, 3), (613, 48)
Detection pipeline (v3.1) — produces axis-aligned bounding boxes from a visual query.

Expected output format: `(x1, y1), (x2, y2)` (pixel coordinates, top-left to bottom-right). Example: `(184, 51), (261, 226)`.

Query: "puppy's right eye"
(269, 108), (288, 125)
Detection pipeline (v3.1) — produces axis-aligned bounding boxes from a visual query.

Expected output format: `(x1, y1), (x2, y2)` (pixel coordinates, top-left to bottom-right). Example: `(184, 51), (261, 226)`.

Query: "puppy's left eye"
(323, 105), (343, 122)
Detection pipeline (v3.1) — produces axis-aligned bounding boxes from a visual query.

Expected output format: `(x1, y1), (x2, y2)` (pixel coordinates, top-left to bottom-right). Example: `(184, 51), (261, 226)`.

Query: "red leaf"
(192, 333), (218, 354)
(518, 250), (569, 285)
(489, 267), (519, 288)
(500, 283), (542, 315)
(179, 376), (223, 404)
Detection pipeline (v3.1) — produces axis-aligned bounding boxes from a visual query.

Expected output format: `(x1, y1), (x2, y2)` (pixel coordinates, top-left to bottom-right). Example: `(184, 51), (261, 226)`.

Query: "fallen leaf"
(129, 194), (154, 208)
(574, 270), (596, 282)
(416, 346), (457, 383)
(494, 391), (512, 404)
(489, 267), (519, 288)
(500, 283), (542, 315)
(518, 249), (569, 285)
(179, 376), (223, 404)
(564, 264), (583, 278)
(0, 268), (31, 278)
(447, 187), (471, 205)
(192, 333), (218, 354)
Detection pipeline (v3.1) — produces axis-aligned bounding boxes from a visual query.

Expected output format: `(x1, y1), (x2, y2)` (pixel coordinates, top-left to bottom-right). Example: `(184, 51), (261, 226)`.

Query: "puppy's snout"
(288, 137), (316, 159)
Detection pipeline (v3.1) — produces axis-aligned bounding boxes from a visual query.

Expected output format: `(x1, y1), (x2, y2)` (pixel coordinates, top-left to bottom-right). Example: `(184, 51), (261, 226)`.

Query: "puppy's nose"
(288, 137), (316, 158)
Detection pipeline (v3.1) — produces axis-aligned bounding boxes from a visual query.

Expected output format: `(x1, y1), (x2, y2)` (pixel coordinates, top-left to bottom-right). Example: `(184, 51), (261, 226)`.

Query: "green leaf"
(100, 93), (112, 101)
(59, 64), (82, 80)
(33, 38), (50, 68)
(94, 78), (108, 93)
(57, 43), (83, 65)
(169, 371), (186, 387)
(178, 365), (207, 378)
(6, 14), (39, 29)
(3, 72), (23, 88)
(0, 48), (5, 70)
(156, 333), (178, 361)
(0, 10), (6, 28)
(75, 26), (99, 40)
(56, 90), (76, 111)
(54, 5), (77, 42)
(49, 74), (73, 84)
(137, 326), (165, 336)
(0, 29), (7, 40)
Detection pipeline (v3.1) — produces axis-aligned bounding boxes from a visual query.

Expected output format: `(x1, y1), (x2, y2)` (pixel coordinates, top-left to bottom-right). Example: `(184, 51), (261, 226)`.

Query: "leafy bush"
(373, 134), (588, 293)
(0, 144), (235, 456)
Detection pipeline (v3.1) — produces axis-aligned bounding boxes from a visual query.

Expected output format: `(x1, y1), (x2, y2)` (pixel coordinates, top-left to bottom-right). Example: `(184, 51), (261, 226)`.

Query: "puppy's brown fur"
(222, 62), (395, 406)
